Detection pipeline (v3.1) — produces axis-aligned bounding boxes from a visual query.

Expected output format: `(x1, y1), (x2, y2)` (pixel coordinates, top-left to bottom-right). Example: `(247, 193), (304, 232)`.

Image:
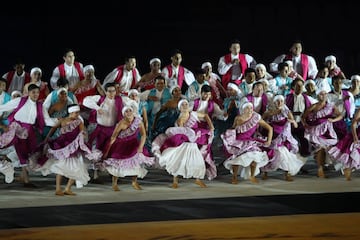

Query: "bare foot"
(64, 190), (76, 196)
(112, 185), (120, 191)
(171, 183), (178, 189)
(344, 168), (352, 181)
(250, 176), (259, 183)
(195, 179), (207, 188)
(132, 182), (142, 190)
(55, 190), (64, 196)
(284, 173), (294, 182)
(317, 168), (326, 178)
(231, 176), (238, 184)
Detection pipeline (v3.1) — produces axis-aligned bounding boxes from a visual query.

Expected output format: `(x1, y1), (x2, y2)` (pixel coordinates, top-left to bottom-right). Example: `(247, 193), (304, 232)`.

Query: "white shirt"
(50, 63), (83, 90)
(0, 97), (57, 126)
(3, 71), (26, 93)
(189, 99), (227, 121)
(83, 95), (117, 127)
(161, 64), (195, 89)
(217, 53), (256, 80)
(102, 66), (141, 93)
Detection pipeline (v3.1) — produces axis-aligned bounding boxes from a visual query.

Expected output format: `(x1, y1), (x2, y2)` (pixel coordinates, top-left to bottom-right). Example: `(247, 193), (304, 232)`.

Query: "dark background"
(1, 1), (358, 86)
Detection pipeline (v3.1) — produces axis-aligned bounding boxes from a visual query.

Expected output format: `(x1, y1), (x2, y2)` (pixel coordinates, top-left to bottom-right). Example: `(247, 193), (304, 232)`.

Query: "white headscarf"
(68, 105), (80, 113)
(177, 99), (189, 110)
(57, 87), (68, 95)
(351, 75), (360, 82)
(30, 67), (42, 76)
(83, 65), (95, 73)
(170, 85), (180, 94)
(128, 89), (139, 97)
(149, 58), (161, 65)
(122, 105), (133, 116)
(325, 55), (336, 63)
(273, 94), (284, 103)
(240, 102), (253, 114)
(201, 62), (212, 69)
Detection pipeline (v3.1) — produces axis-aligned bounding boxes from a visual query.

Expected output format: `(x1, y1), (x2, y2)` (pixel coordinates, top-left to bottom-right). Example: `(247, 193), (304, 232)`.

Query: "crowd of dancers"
(0, 38), (360, 196)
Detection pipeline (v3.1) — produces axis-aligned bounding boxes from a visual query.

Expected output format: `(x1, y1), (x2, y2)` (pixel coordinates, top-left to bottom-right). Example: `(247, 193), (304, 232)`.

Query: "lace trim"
(118, 117), (141, 138)
(60, 119), (82, 134)
(236, 113), (261, 133)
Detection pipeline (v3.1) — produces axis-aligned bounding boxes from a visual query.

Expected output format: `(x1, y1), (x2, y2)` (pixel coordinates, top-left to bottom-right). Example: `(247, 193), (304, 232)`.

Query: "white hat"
(201, 62), (212, 69)
(240, 102), (253, 114)
(227, 83), (240, 93)
(30, 67), (42, 76)
(149, 58), (161, 65)
(273, 94), (285, 103)
(68, 105), (80, 113)
(255, 63), (266, 71)
(128, 89), (139, 97)
(177, 99), (189, 110)
(11, 90), (22, 98)
(57, 87), (68, 95)
(351, 75), (360, 82)
(83, 65), (95, 73)
(304, 79), (316, 89)
(170, 85), (180, 94)
(284, 60), (293, 67)
(325, 55), (336, 63)
(122, 105), (133, 116)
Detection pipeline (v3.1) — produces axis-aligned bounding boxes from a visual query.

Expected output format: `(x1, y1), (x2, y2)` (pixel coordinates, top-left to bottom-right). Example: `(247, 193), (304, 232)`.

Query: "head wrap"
(351, 75), (360, 82)
(201, 62), (212, 69)
(227, 83), (240, 93)
(325, 55), (336, 63)
(68, 105), (80, 113)
(170, 85), (180, 94)
(128, 89), (139, 97)
(149, 58), (161, 65)
(177, 99), (189, 110)
(83, 65), (95, 73)
(227, 82), (238, 91)
(240, 102), (253, 114)
(284, 60), (293, 67)
(304, 79), (316, 89)
(255, 63), (266, 71)
(273, 94), (285, 103)
(30, 67), (42, 76)
(11, 90), (22, 98)
(57, 87), (68, 95)
(122, 105), (133, 116)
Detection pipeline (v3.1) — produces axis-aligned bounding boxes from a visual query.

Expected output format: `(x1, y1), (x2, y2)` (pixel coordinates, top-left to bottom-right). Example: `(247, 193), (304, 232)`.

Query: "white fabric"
(57, 87), (68, 95)
(83, 95), (117, 127)
(121, 105), (133, 115)
(223, 151), (269, 179)
(83, 65), (95, 73)
(201, 62), (212, 69)
(150, 58), (161, 65)
(50, 63), (84, 90)
(325, 55), (336, 63)
(50, 154), (90, 188)
(159, 142), (206, 179)
(177, 99), (189, 110)
(68, 105), (80, 113)
(30, 67), (42, 76)
(0, 159), (14, 183)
